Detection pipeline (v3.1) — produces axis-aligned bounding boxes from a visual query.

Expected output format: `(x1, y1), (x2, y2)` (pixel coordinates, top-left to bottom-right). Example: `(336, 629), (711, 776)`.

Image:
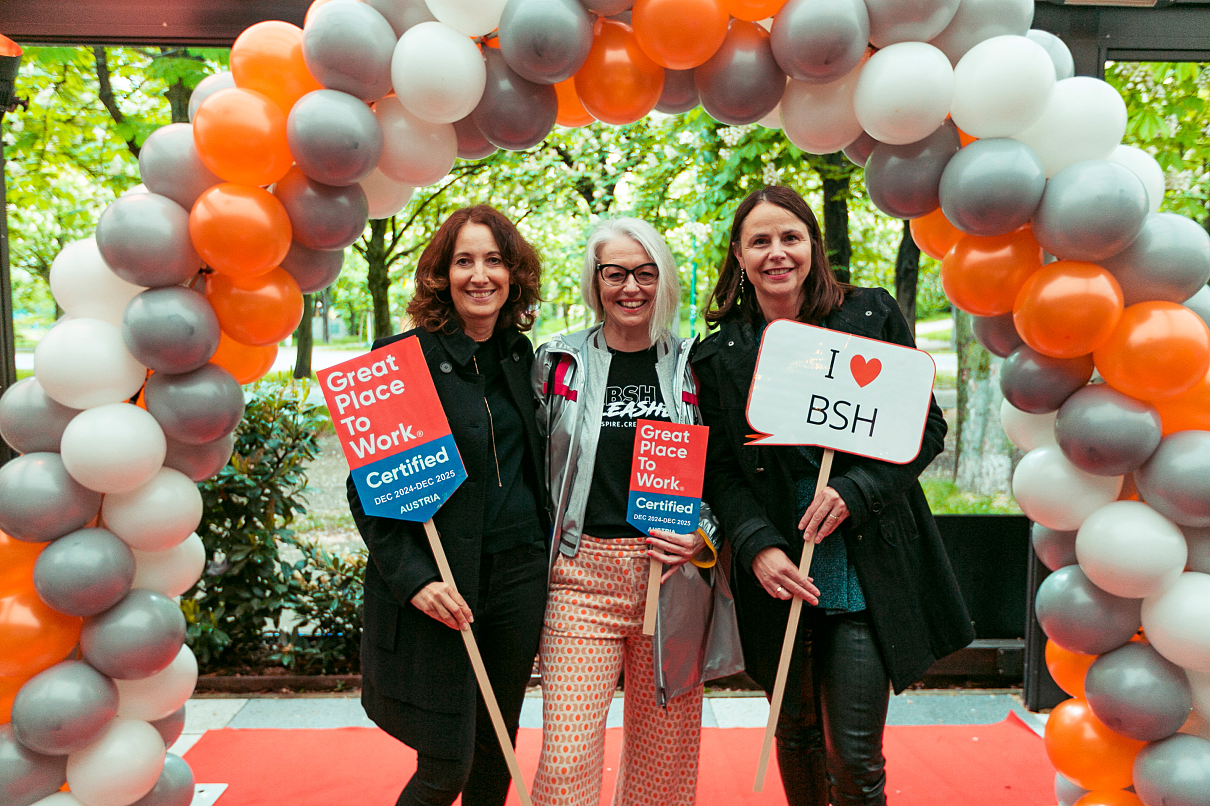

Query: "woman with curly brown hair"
(349, 205), (548, 806)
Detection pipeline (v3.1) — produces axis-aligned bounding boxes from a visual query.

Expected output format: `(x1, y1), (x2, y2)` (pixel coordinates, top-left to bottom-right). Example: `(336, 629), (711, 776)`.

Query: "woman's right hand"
(411, 581), (474, 631)
(752, 547), (820, 605)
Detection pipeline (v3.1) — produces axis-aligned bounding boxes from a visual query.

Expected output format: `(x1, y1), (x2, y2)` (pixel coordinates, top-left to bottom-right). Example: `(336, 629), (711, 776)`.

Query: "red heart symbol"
(850, 355), (881, 388)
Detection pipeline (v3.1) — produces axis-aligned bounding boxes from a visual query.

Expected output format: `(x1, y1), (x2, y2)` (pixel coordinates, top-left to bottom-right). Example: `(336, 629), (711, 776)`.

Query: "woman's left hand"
(647, 529), (706, 583)
(798, 486), (850, 544)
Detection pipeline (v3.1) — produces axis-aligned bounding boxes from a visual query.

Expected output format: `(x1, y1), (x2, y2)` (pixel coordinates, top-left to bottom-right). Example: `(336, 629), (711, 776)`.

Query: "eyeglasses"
(596, 263), (659, 287)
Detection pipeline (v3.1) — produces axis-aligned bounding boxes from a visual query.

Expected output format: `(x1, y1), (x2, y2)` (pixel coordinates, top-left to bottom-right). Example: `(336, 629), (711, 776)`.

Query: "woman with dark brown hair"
(348, 205), (548, 806)
(691, 186), (973, 806)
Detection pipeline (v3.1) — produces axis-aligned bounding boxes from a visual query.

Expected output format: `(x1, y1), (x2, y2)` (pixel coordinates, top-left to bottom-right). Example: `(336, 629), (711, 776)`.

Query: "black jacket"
(348, 326), (548, 754)
(691, 286), (973, 694)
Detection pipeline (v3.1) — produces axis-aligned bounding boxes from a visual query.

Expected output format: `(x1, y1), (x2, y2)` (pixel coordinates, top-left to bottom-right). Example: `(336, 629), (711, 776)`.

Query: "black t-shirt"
(582, 346), (672, 538)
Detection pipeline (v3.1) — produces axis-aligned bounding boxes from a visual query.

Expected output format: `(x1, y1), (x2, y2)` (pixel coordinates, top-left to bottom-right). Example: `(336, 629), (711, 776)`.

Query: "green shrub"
(922, 479), (1022, 515)
(271, 539), (366, 675)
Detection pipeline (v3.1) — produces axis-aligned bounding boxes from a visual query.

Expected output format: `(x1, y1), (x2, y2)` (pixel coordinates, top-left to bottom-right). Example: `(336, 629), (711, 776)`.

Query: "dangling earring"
(435, 287), (452, 304)
(509, 284), (522, 302)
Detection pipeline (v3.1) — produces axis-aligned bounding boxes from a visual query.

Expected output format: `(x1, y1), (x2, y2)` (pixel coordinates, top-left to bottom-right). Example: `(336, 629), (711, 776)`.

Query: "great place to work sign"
(318, 337), (467, 521)
(746, 320), (937, 464)
(626, 419), (709, 534)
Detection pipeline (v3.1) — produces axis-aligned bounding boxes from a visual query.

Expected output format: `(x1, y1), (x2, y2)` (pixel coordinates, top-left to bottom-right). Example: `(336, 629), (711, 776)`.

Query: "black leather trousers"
(772, 609), (891, 806)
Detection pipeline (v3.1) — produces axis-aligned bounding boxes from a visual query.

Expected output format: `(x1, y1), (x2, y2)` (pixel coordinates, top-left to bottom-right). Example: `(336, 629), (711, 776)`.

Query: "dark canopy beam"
(1034, 1), (1210, 77)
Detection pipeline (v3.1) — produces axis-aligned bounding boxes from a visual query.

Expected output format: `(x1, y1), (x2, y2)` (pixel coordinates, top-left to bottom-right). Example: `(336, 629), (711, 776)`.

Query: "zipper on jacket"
(472, 354), (503, 487)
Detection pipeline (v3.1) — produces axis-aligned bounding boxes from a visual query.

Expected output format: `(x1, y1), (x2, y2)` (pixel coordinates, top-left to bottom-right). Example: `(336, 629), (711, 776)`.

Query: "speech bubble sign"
(746, 319), (936, 464)
(626, 419), (709, 534)
(317, 336), (467, 521)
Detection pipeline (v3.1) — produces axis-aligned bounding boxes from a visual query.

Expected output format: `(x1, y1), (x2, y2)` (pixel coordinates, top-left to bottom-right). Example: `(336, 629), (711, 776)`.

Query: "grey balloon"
(0, 377), (80, 454)
(151, 707), (187, 748)
(34, 528), (136, 618)
(580, 0), (632, 13)
(930, 0), (1034, 65)
(1055, 384), (1162, 477)
(10, 660), (119, 755)
(365, 0), (436, 38)
(1054, 773), (1088, 806)
(1185, 525), (1210, 574)
(1032, 159), (1150, 263)
(865, 0), (961, 48)
(1027, 29), (1075, 81)
(453, 115), (499, 161)
(145, 363), (245, 446)
(865, 121), (961, 220)
(287, 89), (384, 187)
(972, 312), (1024, 358)
(274, 167), (369, 251)
(130, 754), (195, 806)
(939, 138), (1046, 237)
(80, 589), (187, 681)
(1100, 213), (1210, 306)
(302, 0), (396, 101)
(0, 452), (102, 543)
(1085, 641), (1193, 742)
(695, 21), (787, 127)
(1184, 285), (1210, 330)
(999, 345), (1094, 414)
(95, 193), (202, 288)
(280, 241), (345, 294)
(842, 131), (878, 168)
(137, 123), (222, 211)
(122, 286), (221, 374)
(471, 50), (558, 152)
(1034, 564), (1142, 655)
(499, 0), (594, 85)
(0, 724), (67, 806)
(1133, 734), (1210, 806)
(1032, 523), (1078, 572)
(164, 433), (235, 482)
(1137, 430), (1210, 527)
(187, 72), (235, 122)
(655, 69), (698, 115)
(770, 0), (869, 84)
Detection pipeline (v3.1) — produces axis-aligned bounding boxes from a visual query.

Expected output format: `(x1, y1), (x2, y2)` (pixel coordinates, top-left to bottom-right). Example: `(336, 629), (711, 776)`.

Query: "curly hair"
(406, 205), (543, 335)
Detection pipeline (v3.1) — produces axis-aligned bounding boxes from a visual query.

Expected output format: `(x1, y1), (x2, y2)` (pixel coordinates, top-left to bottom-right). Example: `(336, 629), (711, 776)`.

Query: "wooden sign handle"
(754, 448), (835, 792)
(642, 556), (661, 636)
(422, 520), (533, 806)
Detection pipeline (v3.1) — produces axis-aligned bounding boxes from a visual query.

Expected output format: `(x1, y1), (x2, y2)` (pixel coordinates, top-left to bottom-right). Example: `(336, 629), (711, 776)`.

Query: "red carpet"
(183, 715), (1054, 805)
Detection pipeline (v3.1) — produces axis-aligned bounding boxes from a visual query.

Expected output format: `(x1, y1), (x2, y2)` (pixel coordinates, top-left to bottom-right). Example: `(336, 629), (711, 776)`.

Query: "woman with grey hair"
(529, 218), (743, 806)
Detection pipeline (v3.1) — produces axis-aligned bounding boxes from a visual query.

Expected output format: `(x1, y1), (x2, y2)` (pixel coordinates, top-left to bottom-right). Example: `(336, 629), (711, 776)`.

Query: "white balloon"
(60, 404), (167, 495)
(865, 0), (961, 48)
(853, 42), (954, 146)
(34, 318), (148, 410)
(1185, 526), (1210, 574)
(188, 72), (236, 122)
(131, 533), (206, 598)
(1076, 500), (1188, 599)
(1106, 144), (1166, 214)
(929, 0), (1034, 65)
(102, 468), (203, 553)
(391, 21), (486, 124)
(1012, 443), (1123, 531)
(1012, 76), (1127, 177)
(999, 398), (1056, 452)
(1190, 668), (1210, 717)
(950, 35), (1054, 139)
(782, 57), (866, 155)
(374, 95), (458, 186)
(31, 795), (85, 806)
(360, 168), (416, 219)
(1142, 571), (1210, 672)
(1180, 708), (1210, 741)
(66, 718), (165, 806)
(1025, 29), (1074, 81)
(423, 0), (507, 37)
(49, 239), (145, 326)
(116, 645), (198, 722)
(757, 102), (783, 130)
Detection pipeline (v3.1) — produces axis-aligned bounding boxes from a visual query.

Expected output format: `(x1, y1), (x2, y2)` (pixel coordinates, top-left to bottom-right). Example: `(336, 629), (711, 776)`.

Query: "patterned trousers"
(532, 535), (704, 806)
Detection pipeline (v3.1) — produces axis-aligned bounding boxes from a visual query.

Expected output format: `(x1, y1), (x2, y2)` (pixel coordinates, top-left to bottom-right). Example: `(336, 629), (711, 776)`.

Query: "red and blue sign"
(318, 337), (467, 522)
(626, 419), (709, 534)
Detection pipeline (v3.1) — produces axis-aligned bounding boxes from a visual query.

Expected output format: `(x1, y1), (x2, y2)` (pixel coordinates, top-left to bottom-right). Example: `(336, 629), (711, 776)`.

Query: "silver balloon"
(1032, 523), (1077, 571)
(81, 589), (187, 680)
(972, 312), (1024, 358)
(999, 345), (1094, 414)
(471, 50), (558, 151)
(865, 120), (961, 220)
(280, 241), (345, 294)
(499, 0), (594, 85)
(1101, 213), (1210, 306)
(302, 0), (396, 101)
(1054, 773), (1088, 806)
(163, 433), (235, 482)
(1185, 285), (1210, 330)
(1026, 29), (1075, 81)
(1055, 384), (1162, 477)
(274, 167), (370, 251)
(695, 21), (786, 127)
(11, 660), (119, 755)
(0, 452), (102, 543)
(288, 89), (384, 187)
(1032, 159), (1150, 263)
(1085, 641), (1193, 742)
(939, 138), (1045, 237)
(1137, 430), (1210, 528)
(1132, 734), (1210, 806)
(150, 706), (187, 748)
(453, 115), (499, 161)
(33, 528), (135, 618)
(0, 377), (80, 454)
(770, 0), (869, 84)
(842, 131), (878, 168)
(137, 124), (222, 211)
(95, 193), (202, 288)
(580, 0), (632, 13)
(655, 69), (698, 115)
(1186, 526), (1210, 575)
(865, 0), (962, 48)
(1034, 564), (1141, 655)
(0, 724), (67, 806)
(144, 364), (245, 446)
(187, 72), (235, 122)
(929, 0), (1034, 65)
(122, 286), (221, 375)
(130, 754), (195, 806)
(364, 0), (436, 37)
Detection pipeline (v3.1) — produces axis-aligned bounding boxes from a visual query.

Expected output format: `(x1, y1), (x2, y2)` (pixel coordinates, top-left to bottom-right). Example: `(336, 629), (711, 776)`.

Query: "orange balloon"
(207, 269), (305, 348)
(940, 228), (1044, 317)
(575, 20), (665, 126)
(554, 78), (595, 128)
(230, 21), (322, 115)
(1046, 640), (1096, 699)
(1013, 261), (1123, 359)
(190, 184), (292, 279)
(0, 588), (82, 679)
(957, 126), (976, 147)
(633, 0), (729, 70)
(1045, 697), (1144, 791)
(1153, 369), (1210, 435)
(1075, 791), (1144, 806)
(0, 674), (28, 723)
(211, 331), (279, 385)
(483, 36), (501, 50)
(910, 208), (964, 261)
(1094, 301), (1210, 401)
(722, 0), (788, 21)
(193, 88), (293, 187)
(0, 530), (46, 594)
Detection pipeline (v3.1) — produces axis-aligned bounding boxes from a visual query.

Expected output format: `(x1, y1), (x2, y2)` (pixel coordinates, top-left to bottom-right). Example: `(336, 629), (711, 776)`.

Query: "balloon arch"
(3, 0), (1210, 804)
